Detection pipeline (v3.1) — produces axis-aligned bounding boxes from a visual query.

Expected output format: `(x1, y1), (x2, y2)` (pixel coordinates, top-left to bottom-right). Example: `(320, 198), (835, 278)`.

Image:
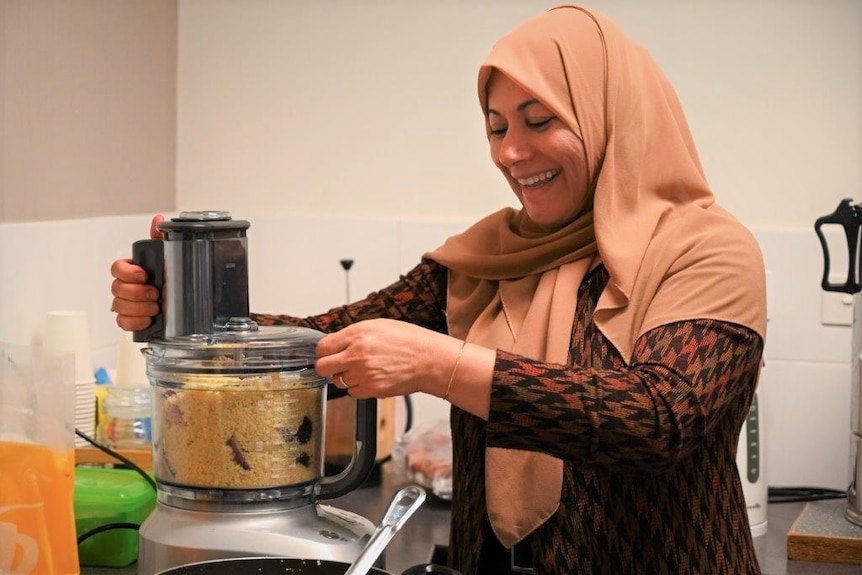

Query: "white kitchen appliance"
(737, 388), (768, 537)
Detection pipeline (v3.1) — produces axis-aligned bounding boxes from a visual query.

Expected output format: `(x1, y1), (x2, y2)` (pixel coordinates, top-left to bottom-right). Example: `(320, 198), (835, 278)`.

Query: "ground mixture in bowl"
(152, 373), (325, 489)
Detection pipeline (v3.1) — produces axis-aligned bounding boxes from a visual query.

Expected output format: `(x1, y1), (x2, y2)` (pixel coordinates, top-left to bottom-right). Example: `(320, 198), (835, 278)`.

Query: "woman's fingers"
(315, 319), (433, 399)
(150, 214), (165, 239)
(109, 214), (165, 333)
(115, 314), (154, 333)
(110, 258), (148, 283)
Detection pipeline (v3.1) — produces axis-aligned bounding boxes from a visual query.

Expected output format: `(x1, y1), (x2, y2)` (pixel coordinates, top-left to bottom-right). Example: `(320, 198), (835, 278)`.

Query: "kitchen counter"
(82, 466), (861, 574)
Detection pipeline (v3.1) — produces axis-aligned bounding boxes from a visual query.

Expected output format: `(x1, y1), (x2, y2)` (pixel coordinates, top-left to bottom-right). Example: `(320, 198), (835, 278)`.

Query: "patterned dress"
(254, 259), (764, 575)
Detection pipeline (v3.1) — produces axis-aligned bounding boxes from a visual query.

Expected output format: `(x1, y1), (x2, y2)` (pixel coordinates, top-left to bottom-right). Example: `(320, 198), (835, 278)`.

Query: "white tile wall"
(754, 227), (853, 489)
(0, 214), (155, 367)
(0, 215), (853, 489)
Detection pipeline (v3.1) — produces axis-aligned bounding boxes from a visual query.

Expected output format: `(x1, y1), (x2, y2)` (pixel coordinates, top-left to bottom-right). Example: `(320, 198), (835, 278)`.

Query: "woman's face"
(485, 72), (590, 229)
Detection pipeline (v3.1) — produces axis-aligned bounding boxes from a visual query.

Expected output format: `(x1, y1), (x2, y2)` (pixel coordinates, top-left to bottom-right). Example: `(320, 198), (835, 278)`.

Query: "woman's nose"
(497, 132), (533, 166)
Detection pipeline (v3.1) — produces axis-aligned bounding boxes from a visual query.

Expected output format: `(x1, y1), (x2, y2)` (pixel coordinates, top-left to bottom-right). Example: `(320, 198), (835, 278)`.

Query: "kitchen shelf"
(75, 447), (152, 471)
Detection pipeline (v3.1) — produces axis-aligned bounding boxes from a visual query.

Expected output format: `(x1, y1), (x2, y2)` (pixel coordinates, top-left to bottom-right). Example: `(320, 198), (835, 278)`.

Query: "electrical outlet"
(821, 275), (854, 326)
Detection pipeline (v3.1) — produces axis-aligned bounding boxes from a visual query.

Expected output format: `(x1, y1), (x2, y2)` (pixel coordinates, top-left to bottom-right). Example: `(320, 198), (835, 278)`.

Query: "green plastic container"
(74, 466), (157, 567)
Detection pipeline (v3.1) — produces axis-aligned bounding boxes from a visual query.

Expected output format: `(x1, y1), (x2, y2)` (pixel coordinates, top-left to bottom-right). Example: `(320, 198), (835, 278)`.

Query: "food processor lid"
(153, 319), (322, 346)
(157, 211), (251, 239)
(144, 320), (326, 376)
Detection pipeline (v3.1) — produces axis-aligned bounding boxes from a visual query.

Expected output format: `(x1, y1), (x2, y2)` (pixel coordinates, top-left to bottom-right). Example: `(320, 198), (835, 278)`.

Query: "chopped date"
(296, 452), (311, 467)
(296, 417), (313, 444)
(160, 449), (177, 478)
(164, 402), (186, 426)
(280, 416), (314, 444)
(227, 434), (252, 470)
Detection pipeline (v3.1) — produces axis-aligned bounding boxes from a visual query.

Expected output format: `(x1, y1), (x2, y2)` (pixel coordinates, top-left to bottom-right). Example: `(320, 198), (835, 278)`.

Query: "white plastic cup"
(43, 310), (94, 383)
(115, 332), (149, 388)
(44, 310), (95, 446)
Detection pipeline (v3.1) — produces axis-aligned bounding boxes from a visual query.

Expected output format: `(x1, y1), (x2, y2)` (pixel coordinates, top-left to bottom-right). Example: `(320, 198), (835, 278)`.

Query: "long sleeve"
(252, 259), (449, 334)
(487, 319), (762, 473)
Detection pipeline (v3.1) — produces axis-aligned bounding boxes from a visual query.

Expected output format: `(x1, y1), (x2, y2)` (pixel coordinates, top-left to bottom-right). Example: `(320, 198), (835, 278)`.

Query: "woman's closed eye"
(489, 125), (507, 138)
(526, 117), (554, 130)
(488, 117), (556, 138)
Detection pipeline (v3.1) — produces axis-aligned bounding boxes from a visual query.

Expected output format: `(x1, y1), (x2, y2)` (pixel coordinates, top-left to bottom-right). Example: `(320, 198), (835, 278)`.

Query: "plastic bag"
(0, 343), (79, 574)
(391, 420), (452, 501)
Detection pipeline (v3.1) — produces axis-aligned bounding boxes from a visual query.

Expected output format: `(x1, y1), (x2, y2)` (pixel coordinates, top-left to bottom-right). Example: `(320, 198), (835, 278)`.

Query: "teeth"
(517, 169), (559, 186)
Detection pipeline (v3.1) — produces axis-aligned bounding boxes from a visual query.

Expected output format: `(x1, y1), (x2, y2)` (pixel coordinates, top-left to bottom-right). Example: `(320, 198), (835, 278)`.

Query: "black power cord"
(77, 522), (142, 545)
(768, 486), (847, 504)
(75, 428), (157, 491)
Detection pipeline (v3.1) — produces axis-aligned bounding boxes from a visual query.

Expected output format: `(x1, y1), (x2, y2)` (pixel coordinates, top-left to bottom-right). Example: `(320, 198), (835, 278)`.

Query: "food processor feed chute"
(133, 210), (251, 342)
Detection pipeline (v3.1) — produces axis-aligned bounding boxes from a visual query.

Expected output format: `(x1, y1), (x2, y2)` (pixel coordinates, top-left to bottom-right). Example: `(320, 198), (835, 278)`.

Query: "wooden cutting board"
(787, 498), (862, 564)
(325, 396), (397, 463)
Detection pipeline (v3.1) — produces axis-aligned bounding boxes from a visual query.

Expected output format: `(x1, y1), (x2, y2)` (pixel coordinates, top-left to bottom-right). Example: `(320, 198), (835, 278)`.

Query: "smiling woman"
(112, 4), (770, 574)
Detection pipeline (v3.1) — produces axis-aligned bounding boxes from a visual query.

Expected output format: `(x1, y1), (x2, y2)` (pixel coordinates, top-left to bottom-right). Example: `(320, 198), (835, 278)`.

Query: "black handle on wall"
(815, 198), (862, 295)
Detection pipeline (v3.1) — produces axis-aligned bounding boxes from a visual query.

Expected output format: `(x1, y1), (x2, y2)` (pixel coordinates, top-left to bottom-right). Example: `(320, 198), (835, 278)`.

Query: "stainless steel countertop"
(81, 466), (861, 574)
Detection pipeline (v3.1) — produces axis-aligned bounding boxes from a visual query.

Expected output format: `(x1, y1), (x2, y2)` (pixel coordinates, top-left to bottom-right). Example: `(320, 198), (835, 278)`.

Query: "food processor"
(131, 211), (378, 575)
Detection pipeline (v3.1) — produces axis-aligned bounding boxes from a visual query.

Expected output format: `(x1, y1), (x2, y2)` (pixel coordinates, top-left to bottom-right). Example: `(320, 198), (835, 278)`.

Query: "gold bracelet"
(444, 340), (467, 401)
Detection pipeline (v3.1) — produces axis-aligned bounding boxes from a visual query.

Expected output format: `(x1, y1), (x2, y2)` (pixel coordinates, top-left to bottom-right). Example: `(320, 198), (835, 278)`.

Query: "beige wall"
(0, 0), (178, 223)
(176, 0), (861, 229)
(2, 0), (859, 228)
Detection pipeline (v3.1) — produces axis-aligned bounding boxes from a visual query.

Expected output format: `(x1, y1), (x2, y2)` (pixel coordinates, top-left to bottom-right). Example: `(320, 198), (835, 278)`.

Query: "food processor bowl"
(144, 321), (329, 503)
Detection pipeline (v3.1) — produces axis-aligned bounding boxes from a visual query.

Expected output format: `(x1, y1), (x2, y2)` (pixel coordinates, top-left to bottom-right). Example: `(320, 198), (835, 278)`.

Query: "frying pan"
(155, 487), (460, 575)
(155, 557), (459, 575)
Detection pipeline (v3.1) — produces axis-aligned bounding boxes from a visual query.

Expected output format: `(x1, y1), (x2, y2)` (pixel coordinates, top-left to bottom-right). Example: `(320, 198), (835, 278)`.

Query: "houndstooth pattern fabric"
(253, 259), (763, 575)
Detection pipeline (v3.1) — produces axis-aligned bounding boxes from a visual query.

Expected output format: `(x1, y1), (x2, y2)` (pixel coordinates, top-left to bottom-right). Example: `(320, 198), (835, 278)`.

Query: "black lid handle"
(131, 239), (166, 342)
(815, 198), (862, 294)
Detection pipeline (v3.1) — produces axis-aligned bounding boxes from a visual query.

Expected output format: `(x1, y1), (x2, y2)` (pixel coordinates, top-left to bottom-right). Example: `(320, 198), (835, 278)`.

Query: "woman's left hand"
(315, 318), (454, 399)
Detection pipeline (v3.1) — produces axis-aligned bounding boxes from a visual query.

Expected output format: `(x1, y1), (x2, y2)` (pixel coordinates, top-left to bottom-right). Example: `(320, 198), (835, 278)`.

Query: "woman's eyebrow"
(487, 99), (541, 117)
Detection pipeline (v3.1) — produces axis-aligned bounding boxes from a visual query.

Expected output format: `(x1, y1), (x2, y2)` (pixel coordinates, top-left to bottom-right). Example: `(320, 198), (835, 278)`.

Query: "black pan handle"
(814, 198), (862, 294)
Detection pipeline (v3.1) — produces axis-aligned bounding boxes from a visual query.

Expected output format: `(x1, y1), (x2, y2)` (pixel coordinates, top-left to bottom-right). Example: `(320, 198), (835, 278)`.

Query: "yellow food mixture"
(153, 373), (324, 489)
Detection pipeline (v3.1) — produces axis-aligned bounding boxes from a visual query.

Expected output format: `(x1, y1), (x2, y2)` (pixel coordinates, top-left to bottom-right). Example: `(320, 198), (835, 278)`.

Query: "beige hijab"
(426, 5), (767, 548)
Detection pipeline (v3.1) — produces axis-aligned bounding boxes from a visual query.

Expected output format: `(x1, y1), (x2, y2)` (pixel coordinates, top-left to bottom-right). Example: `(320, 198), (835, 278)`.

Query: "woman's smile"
(517, 169), (560, 188)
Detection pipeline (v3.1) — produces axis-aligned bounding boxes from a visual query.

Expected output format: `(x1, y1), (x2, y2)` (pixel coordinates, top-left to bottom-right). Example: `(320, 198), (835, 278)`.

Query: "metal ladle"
(344, 486), (427, 575)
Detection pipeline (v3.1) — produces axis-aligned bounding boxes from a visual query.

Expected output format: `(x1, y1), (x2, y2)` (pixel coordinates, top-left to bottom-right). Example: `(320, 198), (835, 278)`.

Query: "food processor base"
(137, 501), (377, 575)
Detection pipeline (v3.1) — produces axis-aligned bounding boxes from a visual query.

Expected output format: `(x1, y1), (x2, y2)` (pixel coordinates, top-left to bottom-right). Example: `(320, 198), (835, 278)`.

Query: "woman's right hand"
(110, 214), (165, 332)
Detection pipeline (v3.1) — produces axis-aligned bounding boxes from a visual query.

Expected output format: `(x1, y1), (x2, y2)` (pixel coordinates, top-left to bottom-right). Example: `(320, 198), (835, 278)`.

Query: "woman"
(112, 6), (766, 574)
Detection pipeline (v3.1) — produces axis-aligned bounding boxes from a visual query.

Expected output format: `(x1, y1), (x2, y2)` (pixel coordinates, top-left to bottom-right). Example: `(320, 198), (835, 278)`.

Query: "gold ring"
(336, 373), (351, 388)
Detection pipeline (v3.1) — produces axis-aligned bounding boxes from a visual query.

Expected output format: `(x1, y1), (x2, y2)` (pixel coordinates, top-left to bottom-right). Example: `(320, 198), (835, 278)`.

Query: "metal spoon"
(344, 486), (427, 575)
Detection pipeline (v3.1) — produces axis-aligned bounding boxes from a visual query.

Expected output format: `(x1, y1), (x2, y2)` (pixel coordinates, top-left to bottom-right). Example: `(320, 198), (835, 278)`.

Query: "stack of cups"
(43, 310), (96, 448)
(99, 332), (152, 449)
